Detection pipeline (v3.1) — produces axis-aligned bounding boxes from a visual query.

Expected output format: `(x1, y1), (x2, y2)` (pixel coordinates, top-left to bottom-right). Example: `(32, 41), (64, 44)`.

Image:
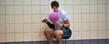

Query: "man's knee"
(44, 29), (53, 34)
(54, 30), (63, 36)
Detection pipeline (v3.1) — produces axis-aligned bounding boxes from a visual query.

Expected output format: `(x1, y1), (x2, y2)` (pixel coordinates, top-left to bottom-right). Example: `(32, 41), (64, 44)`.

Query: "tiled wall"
(0, 0), (109, 42)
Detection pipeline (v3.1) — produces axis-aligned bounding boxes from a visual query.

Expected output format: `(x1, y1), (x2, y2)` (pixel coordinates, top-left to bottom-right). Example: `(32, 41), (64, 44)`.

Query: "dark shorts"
(53, 26), (72, 39)
(47, 22), (72, 39)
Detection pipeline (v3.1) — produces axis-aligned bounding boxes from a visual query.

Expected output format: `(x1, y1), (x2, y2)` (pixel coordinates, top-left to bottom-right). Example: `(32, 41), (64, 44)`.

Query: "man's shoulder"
(59, 9), (67, 15)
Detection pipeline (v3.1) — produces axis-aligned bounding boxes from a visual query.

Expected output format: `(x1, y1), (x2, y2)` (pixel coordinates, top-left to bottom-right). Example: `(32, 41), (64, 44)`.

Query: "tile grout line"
(23, 0), (24, 43)
(89, 1), (90, 43)
(81, 0), (82, 43)
(97, 0), (99, 43)
(105, 0), (107, 43)
(4, 0), (7, 43)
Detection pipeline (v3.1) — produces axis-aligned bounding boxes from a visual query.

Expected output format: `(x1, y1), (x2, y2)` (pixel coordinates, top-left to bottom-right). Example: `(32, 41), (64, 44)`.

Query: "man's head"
(51, 1), (59, 12)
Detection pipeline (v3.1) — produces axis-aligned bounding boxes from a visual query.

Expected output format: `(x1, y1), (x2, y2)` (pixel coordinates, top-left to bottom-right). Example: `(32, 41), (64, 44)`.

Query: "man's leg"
(54, 30), (63, 44)
(44, 28), (54, 44)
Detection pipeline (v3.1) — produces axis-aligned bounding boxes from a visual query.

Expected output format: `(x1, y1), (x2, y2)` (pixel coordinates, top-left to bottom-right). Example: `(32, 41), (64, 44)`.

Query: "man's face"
(52, 6), (58, 12)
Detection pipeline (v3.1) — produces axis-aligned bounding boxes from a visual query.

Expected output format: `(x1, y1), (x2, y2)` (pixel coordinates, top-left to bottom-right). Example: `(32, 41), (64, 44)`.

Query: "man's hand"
(64, 24), (69, 28)
(64, 19), (70, 28)
(41, 19), (48, 23)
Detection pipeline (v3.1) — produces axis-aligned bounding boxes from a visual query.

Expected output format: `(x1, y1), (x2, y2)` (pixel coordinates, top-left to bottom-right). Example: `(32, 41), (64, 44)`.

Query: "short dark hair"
(51, 1), (59, 8)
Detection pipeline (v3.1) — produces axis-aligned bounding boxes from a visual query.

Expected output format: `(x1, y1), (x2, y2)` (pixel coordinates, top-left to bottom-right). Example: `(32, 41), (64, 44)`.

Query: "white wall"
(0, 0), (109, 42)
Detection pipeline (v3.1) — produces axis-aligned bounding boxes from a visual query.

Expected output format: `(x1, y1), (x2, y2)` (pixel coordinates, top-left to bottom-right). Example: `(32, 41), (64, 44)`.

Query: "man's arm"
(46, 22), (55, 29)
(42, 19), (55, 29)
